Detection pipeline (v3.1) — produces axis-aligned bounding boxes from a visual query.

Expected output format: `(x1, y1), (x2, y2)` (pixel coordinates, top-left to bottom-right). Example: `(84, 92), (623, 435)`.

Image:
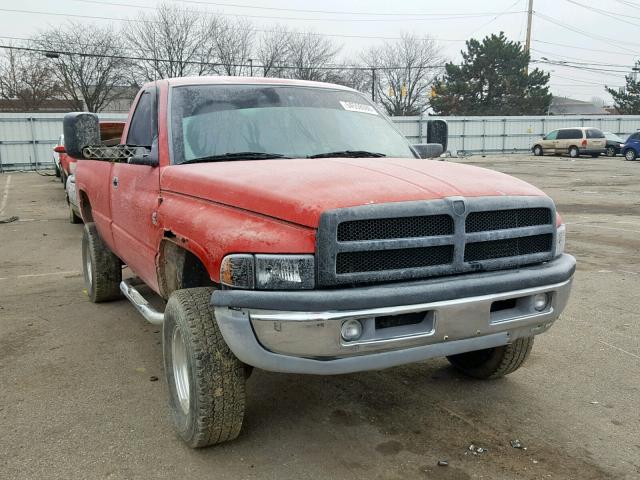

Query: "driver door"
(110, 88), (162, 290)
(541, 130), (558, 153)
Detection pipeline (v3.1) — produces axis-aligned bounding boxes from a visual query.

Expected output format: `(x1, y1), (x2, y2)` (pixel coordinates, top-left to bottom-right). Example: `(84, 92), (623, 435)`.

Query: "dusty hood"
(160, 158), (546, 228)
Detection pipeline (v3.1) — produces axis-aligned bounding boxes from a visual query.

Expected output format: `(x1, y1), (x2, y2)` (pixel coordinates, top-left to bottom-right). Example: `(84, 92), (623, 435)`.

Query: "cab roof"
(147, 76), (357, 92)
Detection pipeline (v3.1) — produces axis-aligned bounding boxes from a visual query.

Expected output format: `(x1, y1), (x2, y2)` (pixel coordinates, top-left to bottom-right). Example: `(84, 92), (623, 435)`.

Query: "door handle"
(112, 176), (119, 189)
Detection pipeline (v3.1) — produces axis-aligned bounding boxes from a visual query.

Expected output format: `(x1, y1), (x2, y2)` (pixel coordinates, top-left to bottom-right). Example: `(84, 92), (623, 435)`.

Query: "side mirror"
(63, 112), (100, 159)
(53, 145), (66, 154)
(426, 119), (448, 152)
(413, 143), (443, 159)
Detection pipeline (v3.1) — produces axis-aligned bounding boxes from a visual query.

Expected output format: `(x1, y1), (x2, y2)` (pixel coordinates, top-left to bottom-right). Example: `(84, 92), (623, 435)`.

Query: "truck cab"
(63, 77), (575, 449)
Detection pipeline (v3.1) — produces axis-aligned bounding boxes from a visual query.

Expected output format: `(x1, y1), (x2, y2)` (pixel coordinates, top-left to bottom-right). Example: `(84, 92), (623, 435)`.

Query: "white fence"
(2, 112), (640, 171)
(395, 115), (640, 154)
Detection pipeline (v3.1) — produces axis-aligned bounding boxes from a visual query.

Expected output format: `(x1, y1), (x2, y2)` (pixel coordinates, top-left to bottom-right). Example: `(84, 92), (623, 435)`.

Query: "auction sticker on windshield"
(339, 101), (378, 115)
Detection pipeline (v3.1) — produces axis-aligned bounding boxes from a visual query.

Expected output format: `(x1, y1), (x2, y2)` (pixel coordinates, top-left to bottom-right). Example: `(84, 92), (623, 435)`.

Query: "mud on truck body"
(63, 76), (575, 448)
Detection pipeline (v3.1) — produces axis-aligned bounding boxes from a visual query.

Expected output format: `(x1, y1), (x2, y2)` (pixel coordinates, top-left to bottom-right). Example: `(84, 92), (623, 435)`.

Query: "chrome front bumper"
(213, 255), (575, 375)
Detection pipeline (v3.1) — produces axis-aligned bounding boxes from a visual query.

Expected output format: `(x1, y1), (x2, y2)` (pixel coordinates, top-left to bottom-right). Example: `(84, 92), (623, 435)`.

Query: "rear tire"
(447, 336), (534, 379)
(569, 146), (579, 158)
(606, 146), (616, 157)
(82, 222), (122, 302)
(163, 287), (246, 448)
(624, 149), (637, 161)
(533, 145), (543, 156)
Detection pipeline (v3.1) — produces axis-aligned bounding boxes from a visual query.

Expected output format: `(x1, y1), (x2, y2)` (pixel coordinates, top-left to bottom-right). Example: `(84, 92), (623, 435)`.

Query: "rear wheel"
(82, 222), (121, 302)
(163, 287), (246, 448)
(606, 146), (616, 157)
(533, 145), (543, 156)
(569, 146), (579, 158)
(625, 149), (637, 161)
(447, 336), (534, 379)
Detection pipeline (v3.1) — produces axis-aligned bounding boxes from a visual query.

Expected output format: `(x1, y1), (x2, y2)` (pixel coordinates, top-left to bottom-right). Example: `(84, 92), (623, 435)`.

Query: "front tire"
(569, 146), (579, 158)
(447, 336), (534, 379)
(533, 145), (543, 156)
(163, 287), (246, 448)
(624, 149), (637, 161)
(82, 223), (122, 302)
(606, 146), (616, 157)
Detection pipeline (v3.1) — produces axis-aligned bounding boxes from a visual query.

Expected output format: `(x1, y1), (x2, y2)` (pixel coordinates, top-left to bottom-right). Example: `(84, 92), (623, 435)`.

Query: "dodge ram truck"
(63, 76), (575, 448)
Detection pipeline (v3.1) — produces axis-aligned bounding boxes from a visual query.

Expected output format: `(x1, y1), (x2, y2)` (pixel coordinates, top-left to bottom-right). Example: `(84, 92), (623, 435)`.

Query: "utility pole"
(524, 0), (533, 75)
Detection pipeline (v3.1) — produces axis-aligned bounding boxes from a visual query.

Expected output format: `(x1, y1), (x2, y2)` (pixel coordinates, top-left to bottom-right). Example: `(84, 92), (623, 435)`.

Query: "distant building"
(548, 96), (611, 115)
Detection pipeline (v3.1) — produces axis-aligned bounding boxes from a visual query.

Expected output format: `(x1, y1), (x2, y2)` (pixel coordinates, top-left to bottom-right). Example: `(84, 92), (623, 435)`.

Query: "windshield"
(170, 84), (415, 164)
(604, 132), (624, 143)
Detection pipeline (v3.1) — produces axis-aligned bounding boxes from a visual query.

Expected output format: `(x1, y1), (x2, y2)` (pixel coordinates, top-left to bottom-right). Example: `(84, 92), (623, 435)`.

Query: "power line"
(75, 0), (527, 23)
(0, 7), (467, 43)
(467, 0), (522, 37)
(533, 39), (635, 56)
(534, 11), (640, 52)
(565, 0), (640, 27)
(0, 42), (448, 71)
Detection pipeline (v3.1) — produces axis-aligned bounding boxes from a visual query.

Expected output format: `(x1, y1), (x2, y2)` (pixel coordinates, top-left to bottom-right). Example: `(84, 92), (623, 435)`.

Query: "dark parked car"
(603, 132), (625, 157)
(622, 132), (640, 161)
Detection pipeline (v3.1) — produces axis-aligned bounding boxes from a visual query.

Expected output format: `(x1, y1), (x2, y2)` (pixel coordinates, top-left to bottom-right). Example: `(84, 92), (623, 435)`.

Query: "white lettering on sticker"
(339, 101), (378, 115)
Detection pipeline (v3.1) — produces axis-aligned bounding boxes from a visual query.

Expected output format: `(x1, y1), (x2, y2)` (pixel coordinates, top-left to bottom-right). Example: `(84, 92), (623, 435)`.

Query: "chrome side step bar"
(120, 279), (164, 325)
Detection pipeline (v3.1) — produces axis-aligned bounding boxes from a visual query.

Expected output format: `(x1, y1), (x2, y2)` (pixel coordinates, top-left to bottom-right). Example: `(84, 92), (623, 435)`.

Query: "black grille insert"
(466, 208), (552, 233)
(337, 215), (453, 242)
(336, 245), (454, 274)
(375, 311), (427, 330)
(464, 234), (552, 262)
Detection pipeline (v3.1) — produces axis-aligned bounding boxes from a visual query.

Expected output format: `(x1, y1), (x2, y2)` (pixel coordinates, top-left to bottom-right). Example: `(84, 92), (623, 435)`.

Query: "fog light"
(533, 293), (550, 311)
(341, 319), (363, 341)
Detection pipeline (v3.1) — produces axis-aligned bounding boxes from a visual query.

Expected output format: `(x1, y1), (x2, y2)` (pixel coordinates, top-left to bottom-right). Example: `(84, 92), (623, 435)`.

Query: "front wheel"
(163, 287), (246, 448)
(569, 146), (579, 158)
(625, 149), (637, 161)
(447, 336), (534, 379)
(532, 145), (543, 156)
(606, 146), (616, 157)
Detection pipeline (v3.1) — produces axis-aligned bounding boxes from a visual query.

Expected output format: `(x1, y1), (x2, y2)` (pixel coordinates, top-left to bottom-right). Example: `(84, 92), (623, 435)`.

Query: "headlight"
(220, 254), (315, 290)
(555, 224), (566, 257)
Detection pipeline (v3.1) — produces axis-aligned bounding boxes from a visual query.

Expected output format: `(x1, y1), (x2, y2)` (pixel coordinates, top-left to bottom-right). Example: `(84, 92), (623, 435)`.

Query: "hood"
(160, 158), (546, 228)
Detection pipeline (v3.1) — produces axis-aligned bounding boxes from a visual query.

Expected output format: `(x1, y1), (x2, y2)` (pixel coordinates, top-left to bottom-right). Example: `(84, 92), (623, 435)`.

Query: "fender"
(157, 191), (316, 286)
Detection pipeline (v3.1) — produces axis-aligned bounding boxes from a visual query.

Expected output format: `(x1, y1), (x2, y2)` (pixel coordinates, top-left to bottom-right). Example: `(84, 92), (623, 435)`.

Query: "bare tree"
(214, 18), (254, 76)
(256, 26), (291, 77)
(285, 32), (341, 81)
(327, 62), (373, 95)
(0, 46), (60, 110)
(364, 34), (444, 116)
(125, 3), (218, 83)
(38, 23), (127, 112)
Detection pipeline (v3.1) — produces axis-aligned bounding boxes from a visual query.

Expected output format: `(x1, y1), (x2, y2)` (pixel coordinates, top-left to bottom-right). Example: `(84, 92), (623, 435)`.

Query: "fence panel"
(1, 112), (640, 170)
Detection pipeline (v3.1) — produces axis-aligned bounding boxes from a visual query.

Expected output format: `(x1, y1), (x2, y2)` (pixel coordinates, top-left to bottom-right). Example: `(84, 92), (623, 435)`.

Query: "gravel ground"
(1, 154), (639, 479)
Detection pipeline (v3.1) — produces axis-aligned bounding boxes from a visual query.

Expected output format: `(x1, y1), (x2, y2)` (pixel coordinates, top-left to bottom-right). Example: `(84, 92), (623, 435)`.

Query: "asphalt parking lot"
(1, 154), (639, 480)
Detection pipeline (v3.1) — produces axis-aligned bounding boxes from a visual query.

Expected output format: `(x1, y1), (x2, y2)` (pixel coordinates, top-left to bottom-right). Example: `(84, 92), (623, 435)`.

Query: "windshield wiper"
(307, 150), (386, 159)
(180, 152), (290, 164)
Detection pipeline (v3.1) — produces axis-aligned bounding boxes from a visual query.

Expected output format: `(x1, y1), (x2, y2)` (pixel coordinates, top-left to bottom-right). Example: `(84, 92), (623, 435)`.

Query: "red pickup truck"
(63, 76), (575, 448)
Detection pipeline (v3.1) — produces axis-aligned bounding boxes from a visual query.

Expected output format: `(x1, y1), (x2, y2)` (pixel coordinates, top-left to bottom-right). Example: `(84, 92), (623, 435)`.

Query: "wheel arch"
(78, 189), (94, 223)
(156, 237), (217, 299)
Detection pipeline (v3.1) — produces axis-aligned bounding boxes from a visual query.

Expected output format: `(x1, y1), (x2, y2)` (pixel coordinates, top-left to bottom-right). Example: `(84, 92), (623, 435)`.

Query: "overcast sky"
(1, 0), (637, 103)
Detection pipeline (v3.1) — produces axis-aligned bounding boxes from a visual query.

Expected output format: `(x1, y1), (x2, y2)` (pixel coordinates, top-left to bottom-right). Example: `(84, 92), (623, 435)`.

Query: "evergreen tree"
(430, 32), (551, 116)
(606, 74), (640, 114)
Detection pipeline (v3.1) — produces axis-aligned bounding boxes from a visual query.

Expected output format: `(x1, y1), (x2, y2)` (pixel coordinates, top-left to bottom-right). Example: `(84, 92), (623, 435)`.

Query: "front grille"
(336, 245), (453, 274)
(316, 197), (557, 287)
(464, 234), (553, 262)
(466, 208), (552, 232)
(337, 215), (453, 241)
